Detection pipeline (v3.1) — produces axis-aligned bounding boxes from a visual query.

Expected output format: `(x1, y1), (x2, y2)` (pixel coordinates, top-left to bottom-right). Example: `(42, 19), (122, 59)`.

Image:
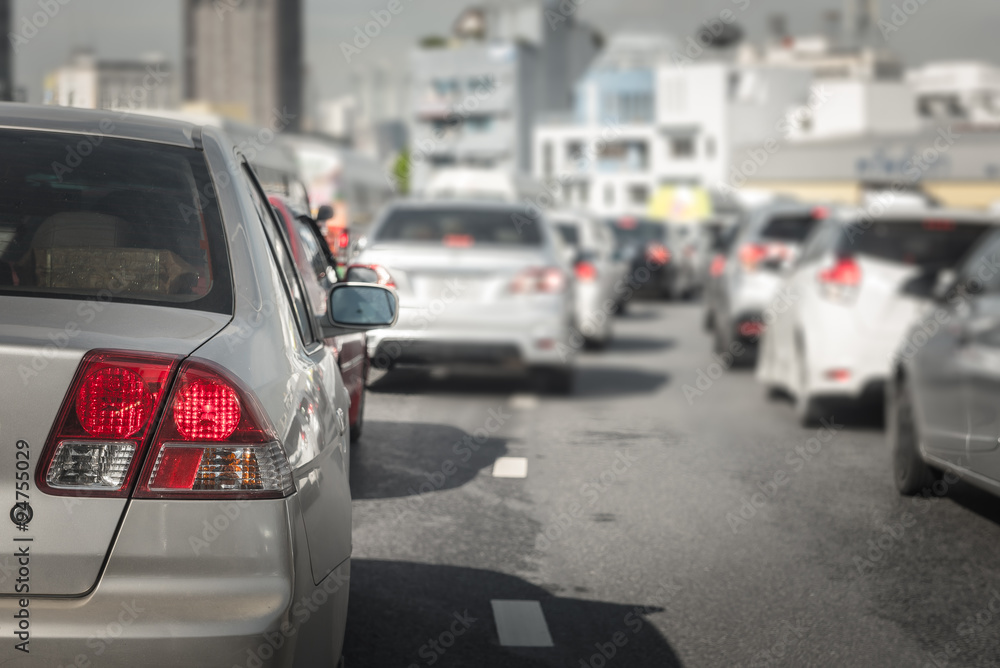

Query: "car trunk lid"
(0, 297), (229, 596)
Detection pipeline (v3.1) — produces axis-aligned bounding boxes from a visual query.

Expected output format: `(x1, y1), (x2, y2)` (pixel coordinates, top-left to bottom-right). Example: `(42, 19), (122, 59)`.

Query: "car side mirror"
(325, 284), (398, 336)
(316, 205), (335, 222)
(931, 269), (958, 302)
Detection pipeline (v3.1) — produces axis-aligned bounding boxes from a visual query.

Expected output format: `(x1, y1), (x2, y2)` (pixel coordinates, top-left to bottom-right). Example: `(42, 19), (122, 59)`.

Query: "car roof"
(0, 103), (201, 149)
(387, 198), (542, 214)
(835, 207), (1000, 225)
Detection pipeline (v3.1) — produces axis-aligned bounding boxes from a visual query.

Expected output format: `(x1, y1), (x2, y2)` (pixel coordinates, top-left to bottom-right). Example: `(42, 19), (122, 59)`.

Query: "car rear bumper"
(366, 303), (575, 369)
(0, 498), (347, 667)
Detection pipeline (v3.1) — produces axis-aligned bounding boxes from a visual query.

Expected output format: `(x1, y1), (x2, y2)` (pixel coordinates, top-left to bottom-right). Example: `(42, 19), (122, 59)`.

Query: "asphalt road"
(344, 300), (1000, 668)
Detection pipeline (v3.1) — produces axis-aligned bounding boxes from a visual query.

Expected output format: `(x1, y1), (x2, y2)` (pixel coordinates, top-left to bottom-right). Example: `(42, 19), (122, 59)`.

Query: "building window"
(578, 181), (590, 206)
(671, 136), (695, 159)
(604, 184), (615, 207)
(543, 142), (554, 177)
(466, 116), (494, 133)
(567, 141), (584, 163)
(628, 184), (650, 206)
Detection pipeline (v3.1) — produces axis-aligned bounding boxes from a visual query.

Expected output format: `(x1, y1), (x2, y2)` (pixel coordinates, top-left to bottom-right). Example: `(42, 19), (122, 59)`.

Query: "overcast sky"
(11, 0), (1000, 104)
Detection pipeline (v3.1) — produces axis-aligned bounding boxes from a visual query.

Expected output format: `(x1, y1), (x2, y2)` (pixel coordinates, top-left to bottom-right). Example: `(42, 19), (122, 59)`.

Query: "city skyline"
(9, 0), (1000, 106)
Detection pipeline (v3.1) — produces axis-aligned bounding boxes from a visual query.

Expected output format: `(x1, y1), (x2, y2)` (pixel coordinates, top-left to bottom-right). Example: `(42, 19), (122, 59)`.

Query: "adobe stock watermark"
(407, 611), (477, 668)
(878, 0), (936, 40)
(340, 0), (416, 63)
(8, 0), (73, 53)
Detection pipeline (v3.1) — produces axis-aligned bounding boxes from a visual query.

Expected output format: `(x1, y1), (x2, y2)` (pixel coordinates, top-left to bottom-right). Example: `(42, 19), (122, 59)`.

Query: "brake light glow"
(509, 268), (566, 294)
(338, 230), (350, 249)
(819, 257), (862, 286)
(617, 217), (638, 230)
(575, 261), (598, 282)
(923, 219), (956, 231)
(812, 206), (831, 220)
(172, 379), (241, 441)
(645, 243), (670, 267)
(443, 234), (475, 248)
(37, 351), (179, 497)
(710, 254), (726, 277)
(738, 243), (767, 270)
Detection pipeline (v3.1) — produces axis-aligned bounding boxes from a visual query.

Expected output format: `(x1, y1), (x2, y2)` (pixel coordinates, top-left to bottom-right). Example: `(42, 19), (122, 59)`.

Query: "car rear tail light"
(346, 263), (395, 288)
(338, 230), (350, 249)
(645, 243), (670, 267)
(37, 351), (180, 497)
(710, 254), (727, 277)
(738, 243), (767, 270)
(135, 359), (293, 499)
(509, 268), (566, 294)
(818, 256), (862, 302)
(443, 234), (475, 248)
(575, 261), (598, 282)
(826, 369), (852, 382)
(923, 219), (956, 231)
(739, 321), (765, 338)
(812, 206), (831, 220)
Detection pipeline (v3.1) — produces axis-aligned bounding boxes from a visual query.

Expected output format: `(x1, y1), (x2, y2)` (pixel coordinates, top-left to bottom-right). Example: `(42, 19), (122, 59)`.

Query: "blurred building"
(409, 0), (601, 192)
(534, 33), (814, 217)
(183, 0), (303, 130)
(43, 51), (177, 111)
(908, 62), (1000, 129)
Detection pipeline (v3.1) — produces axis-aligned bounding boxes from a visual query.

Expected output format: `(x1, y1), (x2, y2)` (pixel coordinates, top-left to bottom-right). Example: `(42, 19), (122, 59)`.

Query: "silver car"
(354, 200), (577, 393)
(550, 210), (617, 349)
(0, 104), (397, 666)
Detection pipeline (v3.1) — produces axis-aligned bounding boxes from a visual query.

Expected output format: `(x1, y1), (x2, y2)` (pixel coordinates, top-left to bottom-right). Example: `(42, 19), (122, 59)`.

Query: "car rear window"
(0, 129), (231, 313)
(609, 219), (667, 245)
(759, 215), (820, 243)
(556, 223), (580, 247)
(839, 220), (991, 268)
(374, 208), (543, 246)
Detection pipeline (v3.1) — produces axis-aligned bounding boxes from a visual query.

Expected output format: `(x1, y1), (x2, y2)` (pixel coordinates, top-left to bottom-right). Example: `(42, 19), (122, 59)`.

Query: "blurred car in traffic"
(0, 105), (399, 667)
(550, 210), (617, 348)
(271, 195), (372, 441)
(758, 209), (994, 424)
(607, 216), (674, 300)
(888, 224), (1000, 498)
(710, 202), (827, 357)
(703, 217), (744, 333)
(353, 201), (577, 393)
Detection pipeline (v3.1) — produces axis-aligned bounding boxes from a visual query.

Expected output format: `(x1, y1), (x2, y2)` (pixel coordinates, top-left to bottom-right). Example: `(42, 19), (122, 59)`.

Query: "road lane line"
(492, 457), (528, 478)
(491, 600), (554, 647)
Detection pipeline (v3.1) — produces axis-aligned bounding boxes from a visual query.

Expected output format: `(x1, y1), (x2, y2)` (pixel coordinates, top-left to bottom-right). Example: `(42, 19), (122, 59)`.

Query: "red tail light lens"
(710, 254), (727, 278)
(738, 243), (767, 270)
(135, 359), (293, 499)
(338, 230), (350, 249)
(818, 256), (862, 303)
(37, 351), (180, 497)
(645, 243), (670, 266)
(575, 261), (598, 282)
(819, 257), (862, 286)
(443, 234), (475, 248)
(509, 268), (566, 294)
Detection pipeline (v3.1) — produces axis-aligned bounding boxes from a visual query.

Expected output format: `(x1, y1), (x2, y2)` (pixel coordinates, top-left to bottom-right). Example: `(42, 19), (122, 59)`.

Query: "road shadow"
(615, 306), (662, 321)
(607, 336), (676, 355)
(369, 367), (531, 396)
(939, 480), (1000, 527)
(351, 421), (506, 500)
(344, 560), (684, 668)
(574, 367), (669, 398)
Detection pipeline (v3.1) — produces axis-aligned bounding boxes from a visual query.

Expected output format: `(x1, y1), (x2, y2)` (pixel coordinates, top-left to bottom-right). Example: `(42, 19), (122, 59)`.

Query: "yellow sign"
(648, 186), (712, 223)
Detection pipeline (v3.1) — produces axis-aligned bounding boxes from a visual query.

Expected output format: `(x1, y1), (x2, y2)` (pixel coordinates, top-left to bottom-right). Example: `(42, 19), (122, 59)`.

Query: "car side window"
(241, 164), (318, 346)
(798, 223), (835, 266)
(961, 230), (1000, 295)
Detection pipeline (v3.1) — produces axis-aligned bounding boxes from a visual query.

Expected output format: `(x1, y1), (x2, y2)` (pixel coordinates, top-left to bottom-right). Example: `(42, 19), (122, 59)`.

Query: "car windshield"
(374, 208), (543, 246)
(758, 214), (821, 243)
(839, 219), (991, 268)
(0, 129), (230, 313)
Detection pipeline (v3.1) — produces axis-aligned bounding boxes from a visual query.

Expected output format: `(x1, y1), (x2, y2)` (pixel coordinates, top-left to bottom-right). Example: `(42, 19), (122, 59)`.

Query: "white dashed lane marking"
(491, 600), (554, 647)
(492, 457), (528, 479)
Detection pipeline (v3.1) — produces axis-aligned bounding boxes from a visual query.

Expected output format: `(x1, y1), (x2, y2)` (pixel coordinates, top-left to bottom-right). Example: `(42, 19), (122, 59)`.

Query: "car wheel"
(891, 377), (937, 496)
(350, 388), (365, 444)
(533, 367), (575, 395)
